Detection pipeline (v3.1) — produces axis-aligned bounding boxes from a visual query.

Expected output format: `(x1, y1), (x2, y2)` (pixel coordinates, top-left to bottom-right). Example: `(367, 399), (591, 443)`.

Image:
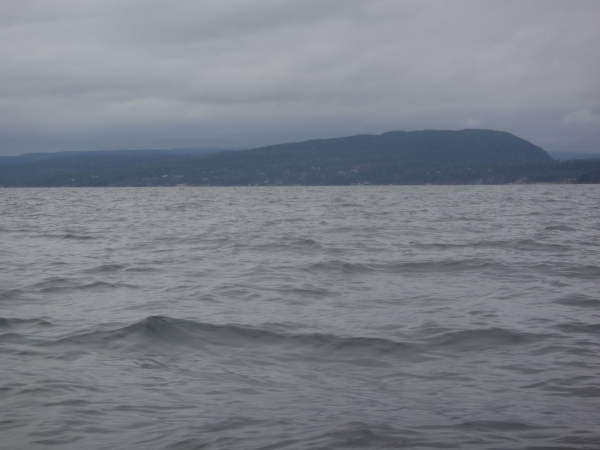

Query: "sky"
(0, 0), (599, 156)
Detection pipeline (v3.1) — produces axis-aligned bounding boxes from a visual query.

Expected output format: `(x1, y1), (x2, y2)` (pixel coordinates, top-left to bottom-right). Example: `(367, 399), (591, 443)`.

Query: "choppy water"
(1, 186), (599, 449)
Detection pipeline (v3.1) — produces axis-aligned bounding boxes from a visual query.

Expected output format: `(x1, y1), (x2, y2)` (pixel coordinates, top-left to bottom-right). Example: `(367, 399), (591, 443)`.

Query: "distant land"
(0, 148), (226, 166)
(545, 151), (600, 161)
(1, 129), (599, 186)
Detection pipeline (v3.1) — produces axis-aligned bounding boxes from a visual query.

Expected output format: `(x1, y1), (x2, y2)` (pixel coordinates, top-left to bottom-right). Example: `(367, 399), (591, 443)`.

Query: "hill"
(233, 129), (552, 166)
(1, 129), (598, 186)
(0, 147), (226, 166)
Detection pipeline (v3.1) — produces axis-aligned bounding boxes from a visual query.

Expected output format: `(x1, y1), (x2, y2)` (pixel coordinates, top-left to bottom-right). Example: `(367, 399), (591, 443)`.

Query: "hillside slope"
(234, 129), (552, 166)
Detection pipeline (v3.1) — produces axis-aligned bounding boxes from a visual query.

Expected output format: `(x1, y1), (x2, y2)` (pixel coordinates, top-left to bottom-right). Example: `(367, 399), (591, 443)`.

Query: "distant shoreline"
(1, 130), (598, 186)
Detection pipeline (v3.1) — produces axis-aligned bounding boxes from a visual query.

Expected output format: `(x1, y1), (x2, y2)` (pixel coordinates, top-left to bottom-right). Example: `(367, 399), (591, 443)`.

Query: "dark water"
(1, 186), (599, 449)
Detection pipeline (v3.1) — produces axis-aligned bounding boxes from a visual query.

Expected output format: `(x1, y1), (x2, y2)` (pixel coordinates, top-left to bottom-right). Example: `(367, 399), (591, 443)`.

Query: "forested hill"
(237, 129), (552, 165)
(1, 129), (598, 186)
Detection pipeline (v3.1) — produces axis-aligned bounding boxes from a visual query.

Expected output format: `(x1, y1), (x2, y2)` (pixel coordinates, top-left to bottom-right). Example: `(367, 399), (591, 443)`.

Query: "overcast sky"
(0, 0), (599, 155)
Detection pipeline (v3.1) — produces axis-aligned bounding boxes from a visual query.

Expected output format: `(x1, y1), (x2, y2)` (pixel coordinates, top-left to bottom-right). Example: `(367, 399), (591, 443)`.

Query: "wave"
(83, 264), (126, 274)
(240, 236), (326, 253)
(556, 264), (600, 280)
(555, 322), (600, 335)
(30, 278), (137, 293)
(416, 238), (571, 252)
(359, 260), (600, 280)
(62, 233), (95, 240)
(544, 225), (578, 231)
(308, 258), (510, 275)
(522, 375), (600, 398)
(458, 420), (546, 431)
(0, 288), (24, 301)
(308, 260), (374, 274)
(427, 327), (543, 351)
(0, 317), (53, 329)
(554, 294), (600, 308)
(53, 316), (416, 359)
(41, 316), (553, 363)
(0, 317), (54, 348)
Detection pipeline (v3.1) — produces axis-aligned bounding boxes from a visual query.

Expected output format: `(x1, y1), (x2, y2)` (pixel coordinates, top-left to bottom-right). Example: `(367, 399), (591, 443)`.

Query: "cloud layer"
(1, 0), (599, 154)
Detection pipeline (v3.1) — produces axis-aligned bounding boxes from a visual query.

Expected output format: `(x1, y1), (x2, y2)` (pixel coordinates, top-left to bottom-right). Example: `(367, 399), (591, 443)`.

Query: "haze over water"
(1, 186), (599, 449)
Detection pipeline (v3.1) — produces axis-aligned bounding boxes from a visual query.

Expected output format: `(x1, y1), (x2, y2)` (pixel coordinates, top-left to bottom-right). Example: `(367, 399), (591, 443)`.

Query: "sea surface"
(1, 186), (599, 450)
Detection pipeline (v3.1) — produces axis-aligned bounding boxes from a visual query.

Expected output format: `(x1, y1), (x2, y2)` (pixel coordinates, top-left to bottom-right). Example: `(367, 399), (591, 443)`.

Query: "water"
(1, 186), (599, 449)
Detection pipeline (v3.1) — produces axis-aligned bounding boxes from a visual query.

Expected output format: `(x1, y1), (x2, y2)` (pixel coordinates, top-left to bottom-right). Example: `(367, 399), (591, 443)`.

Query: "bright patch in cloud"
(563, 108), (600, 125)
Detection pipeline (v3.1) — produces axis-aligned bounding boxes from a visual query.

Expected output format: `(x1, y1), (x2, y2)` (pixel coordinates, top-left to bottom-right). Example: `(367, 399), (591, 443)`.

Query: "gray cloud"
(1, 0), (599, 155)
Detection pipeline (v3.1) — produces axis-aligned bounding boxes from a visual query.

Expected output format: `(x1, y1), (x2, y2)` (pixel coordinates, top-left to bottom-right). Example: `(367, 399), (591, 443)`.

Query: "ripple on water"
(0, 185), (599, 449)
